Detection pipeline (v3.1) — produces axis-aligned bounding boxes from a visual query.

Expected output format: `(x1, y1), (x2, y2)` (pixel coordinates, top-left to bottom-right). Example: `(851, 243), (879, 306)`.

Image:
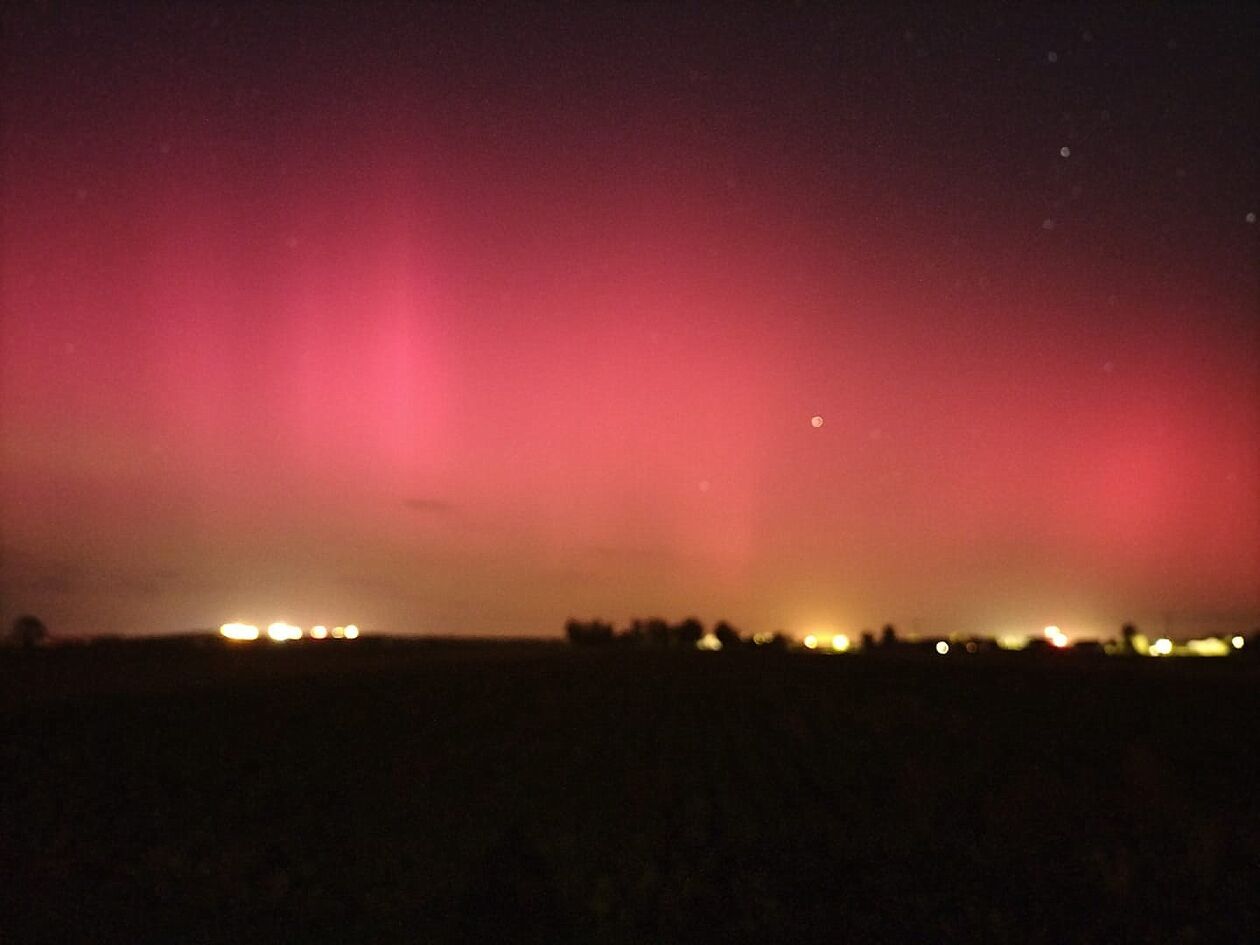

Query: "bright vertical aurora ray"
(1, 4), (1257, 638)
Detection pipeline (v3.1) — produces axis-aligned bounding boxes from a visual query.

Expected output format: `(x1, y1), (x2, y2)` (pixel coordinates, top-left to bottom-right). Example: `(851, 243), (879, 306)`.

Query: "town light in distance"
(1043, 626), (1069, 648)
(220, 622), (259, 641)
(218, 620), (362, 643)
(267, 621), (303, 642)
(1185, 638), (1230, 657)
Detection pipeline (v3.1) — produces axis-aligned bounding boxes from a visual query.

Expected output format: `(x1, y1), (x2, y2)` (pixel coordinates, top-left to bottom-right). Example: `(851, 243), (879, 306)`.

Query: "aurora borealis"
(2, 3), (1256, 640)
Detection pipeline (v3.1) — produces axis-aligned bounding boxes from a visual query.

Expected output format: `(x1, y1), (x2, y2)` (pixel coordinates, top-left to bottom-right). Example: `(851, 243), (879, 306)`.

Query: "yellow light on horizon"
(803, 634), (818, 650)
(697, 632), (723, 651)
(1044, 625), (1068, 648)
(331, 626), (345, 638)
(1186, 638), (1229, 657)
(935, 641), (949, 655)
(831, 634), (850, 652)
(1231, 635), (1245, 650)
(220, 622), (259, 642)
(996, 635), (1029, 651)
(344, 624), (360, 640)
(311, 625), (328, 640)
(1150, 637), (1173, 656)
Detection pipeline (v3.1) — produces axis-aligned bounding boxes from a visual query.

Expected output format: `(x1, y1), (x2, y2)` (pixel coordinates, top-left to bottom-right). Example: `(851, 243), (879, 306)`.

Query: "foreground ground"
(2, 640), (1257, 943)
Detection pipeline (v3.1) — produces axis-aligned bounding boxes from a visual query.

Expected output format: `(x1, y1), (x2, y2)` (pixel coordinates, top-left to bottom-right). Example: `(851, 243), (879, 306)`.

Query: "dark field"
(3, 641), (1258, 944)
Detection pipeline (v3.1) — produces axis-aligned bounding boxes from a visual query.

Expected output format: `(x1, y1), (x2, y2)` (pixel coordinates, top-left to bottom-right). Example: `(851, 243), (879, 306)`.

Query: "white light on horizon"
(220, 622), (259, 642)
(267, 621), (302, 642)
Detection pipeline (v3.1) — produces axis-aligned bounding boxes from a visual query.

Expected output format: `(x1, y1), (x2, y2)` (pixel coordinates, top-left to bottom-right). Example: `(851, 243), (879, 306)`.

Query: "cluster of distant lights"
(781, 625), (1246, 658)
(801, 633), (851, 652)
(215, 620), (1248, 655)
(219, 621), (360, 643)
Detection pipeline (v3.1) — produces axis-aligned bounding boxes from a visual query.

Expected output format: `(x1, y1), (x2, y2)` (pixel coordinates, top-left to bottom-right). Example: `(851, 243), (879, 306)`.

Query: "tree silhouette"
(880, 624), (898, 647)
(766, 631), (789, 651)
(624, 618), (647, 646)
(645, 617), (671, 648)
(10, 615), (47, 649)
(564, 618), (614, 645)
(1121, 622), (1139, 654)
(714, 620), (741, 648)
(672, 617), (704, 648)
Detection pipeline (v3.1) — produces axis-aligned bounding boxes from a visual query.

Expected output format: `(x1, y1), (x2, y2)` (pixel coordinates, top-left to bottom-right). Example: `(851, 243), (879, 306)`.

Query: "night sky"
(2, 3), (1257, 640)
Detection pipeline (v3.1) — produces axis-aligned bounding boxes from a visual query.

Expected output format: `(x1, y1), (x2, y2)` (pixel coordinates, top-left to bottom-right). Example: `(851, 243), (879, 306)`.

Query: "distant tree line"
(565, 616), (765, 649)
(566, 617), (1260, 657)
(564, 618), (616, 645)
(565, 618), (912, 651)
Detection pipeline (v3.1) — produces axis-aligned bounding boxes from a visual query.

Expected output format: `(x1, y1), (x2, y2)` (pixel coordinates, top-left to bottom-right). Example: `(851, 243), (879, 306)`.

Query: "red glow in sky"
(2, 5), (1257, 639)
